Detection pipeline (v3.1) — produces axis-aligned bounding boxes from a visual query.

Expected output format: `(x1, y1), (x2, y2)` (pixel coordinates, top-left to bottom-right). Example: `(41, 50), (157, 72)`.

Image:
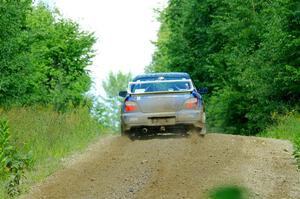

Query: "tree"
(94, 71), (132, 131)
(0, 0), (33, 105)
(149, 0), (300, 134)
(26, 4), (96, 109)
(0, 2), (96, 109)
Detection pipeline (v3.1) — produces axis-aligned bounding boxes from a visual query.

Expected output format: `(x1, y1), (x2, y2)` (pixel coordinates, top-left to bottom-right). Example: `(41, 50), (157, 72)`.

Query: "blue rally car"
(119, 72), (208, 137)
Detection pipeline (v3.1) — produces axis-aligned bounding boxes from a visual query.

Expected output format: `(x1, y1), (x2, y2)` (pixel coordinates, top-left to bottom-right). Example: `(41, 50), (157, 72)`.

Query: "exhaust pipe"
(142, 128), (148, 134)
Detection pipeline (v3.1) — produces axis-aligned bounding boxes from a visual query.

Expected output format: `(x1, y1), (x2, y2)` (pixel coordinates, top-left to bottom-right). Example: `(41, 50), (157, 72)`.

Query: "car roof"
(132, 72), (191, 81)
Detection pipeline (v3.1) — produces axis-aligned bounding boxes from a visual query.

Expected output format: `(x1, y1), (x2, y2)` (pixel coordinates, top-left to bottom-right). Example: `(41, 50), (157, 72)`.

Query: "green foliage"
(0, 106), (104, 197)
(26, 5), (96, 109)
(209, 185), (249, 199)
(2, 106), (103, 163)
(149, 0), (300, 134)
(94, 71), (132, 131)
(0, 2), (96, 109)
(0, 118), (32, 197)
(102, 71), (132, 99)
(0, 0), (33, 106)
(261, 112), (300, 167)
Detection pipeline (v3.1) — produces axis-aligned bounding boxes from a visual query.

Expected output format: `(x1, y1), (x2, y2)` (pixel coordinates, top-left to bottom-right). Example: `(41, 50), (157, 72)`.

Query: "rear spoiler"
(127, 79), (194, 95)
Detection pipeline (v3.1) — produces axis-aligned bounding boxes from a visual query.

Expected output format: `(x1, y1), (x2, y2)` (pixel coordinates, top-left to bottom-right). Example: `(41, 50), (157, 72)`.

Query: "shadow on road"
(128, 130), (204, 141)
(131, 133), (188, 140)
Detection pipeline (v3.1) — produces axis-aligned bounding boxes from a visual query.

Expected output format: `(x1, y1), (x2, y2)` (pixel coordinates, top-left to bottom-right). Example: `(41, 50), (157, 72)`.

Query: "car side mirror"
(198, 87), (208, 94)
(119, 91), (128, 97)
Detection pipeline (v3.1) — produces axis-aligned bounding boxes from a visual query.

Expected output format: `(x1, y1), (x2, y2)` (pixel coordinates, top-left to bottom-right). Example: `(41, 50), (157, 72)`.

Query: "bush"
(261, 112), (300, 167)
(148, 0), (300, 134)
(0, 118), (32, 196)
(209, 185), (249, 199)
(0, 106), (105, 197)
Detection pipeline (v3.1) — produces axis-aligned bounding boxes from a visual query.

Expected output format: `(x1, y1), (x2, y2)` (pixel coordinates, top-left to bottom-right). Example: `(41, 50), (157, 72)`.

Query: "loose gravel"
(20, 133), (300, 199)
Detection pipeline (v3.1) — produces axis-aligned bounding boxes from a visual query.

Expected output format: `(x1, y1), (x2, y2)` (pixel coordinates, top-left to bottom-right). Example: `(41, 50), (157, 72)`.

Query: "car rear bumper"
(121, 110), (204, 131)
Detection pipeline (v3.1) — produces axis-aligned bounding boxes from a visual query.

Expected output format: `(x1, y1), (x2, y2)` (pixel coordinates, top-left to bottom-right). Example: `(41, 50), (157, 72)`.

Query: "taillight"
(125, 101), (137, 112)
(184, 97), (198, 109)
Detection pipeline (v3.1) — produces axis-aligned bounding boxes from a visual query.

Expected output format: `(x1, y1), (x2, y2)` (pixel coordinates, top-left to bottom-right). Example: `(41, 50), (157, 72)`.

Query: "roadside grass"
(260, 112), (300, 167)
(208, 185), (250, 199)
(0, 181), (5, 199)
(0, 106), (106, 198)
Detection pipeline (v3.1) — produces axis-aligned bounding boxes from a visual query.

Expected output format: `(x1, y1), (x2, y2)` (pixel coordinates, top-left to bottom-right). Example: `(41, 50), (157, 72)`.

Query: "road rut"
(21, 133), (300, 199)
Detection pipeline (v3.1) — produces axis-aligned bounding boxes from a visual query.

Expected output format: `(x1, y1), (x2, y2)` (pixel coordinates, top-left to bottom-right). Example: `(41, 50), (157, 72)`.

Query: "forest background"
(0, 0), (299, 198)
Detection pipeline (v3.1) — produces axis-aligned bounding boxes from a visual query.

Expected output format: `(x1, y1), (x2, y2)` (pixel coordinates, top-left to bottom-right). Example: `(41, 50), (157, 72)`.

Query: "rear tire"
(200, 112), (206, 136)
(121, 125), (137, 141)
(121, 125), (129, 136)
(199, 126), (206, 137)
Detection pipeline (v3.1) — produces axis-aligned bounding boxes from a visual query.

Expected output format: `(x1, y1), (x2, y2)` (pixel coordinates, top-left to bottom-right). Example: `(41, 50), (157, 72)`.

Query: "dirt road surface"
(21, 133), (300, 199)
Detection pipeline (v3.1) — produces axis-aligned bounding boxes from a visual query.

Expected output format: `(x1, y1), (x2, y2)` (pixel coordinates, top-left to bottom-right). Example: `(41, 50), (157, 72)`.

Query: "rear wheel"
(199, 126), (206, 137)
(200, 112), (206, 136)
(121, 125), (137, 141)
(121, 124), (129, 136)
(191, 112), (206, 137)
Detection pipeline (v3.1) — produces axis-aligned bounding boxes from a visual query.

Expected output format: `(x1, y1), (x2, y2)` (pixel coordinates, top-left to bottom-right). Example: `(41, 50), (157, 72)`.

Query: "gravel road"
(21, 133), (300, 199)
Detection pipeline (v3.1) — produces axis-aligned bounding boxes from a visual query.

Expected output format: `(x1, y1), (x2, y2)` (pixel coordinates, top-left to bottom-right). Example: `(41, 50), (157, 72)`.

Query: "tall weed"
(0, 118), (32, 197)
(261, 112), (300, 167)
(0, 106), (105, 197)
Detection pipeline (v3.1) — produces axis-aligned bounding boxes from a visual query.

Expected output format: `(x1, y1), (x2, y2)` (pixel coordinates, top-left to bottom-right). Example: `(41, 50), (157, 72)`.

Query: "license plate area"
(148, 116), (176, 125)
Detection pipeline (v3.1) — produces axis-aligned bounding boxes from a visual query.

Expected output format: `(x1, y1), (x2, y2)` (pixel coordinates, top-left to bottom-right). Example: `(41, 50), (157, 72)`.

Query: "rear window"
(134, 77), (189, 82)
(129, 80), (193, 94)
